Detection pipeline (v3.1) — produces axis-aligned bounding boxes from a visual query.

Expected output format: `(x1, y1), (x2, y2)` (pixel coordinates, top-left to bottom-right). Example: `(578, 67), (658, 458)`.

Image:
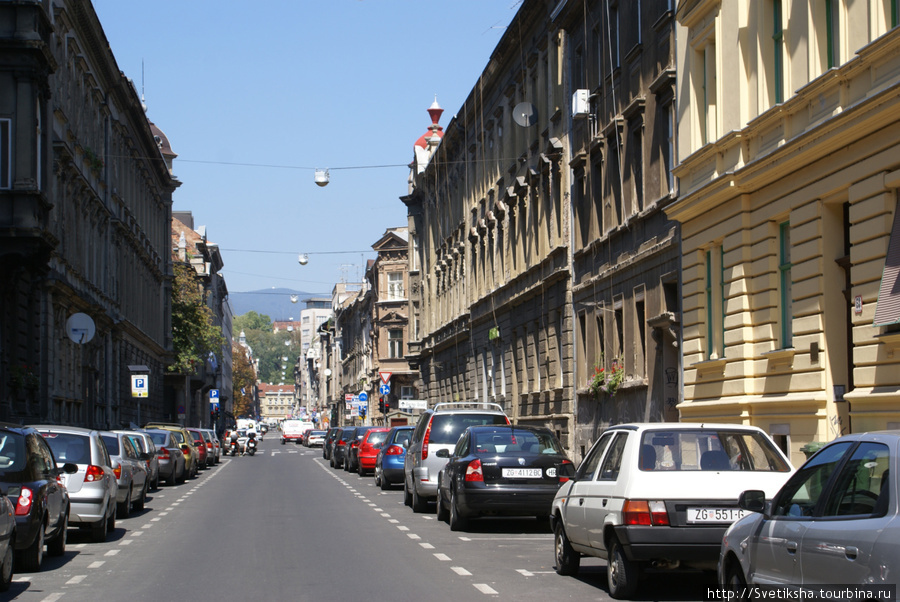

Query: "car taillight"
(422, 421), (432, 460)
(623, 500), (669, 526)
(158, 448), (170, 460)
(385, 445), (404, 456)
(113, 465), (122, 479)
(15, 487), (33, 516)
(337, 440), (346, 446)
(558, 459), (573, 483)
(85, 464), (105, 482)
(182, 447), (191, 458)
(465, 459), (484, 482)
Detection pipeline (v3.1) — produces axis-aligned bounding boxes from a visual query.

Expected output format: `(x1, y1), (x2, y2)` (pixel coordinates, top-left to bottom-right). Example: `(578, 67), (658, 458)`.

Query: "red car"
(356, 428), (390, 476)
(186, 428), (209, 468)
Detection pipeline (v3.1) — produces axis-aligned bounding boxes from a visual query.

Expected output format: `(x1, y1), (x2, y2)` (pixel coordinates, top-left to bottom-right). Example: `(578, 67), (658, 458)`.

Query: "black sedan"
(0, 423), (76, 572)
(436, 425), (574, 531)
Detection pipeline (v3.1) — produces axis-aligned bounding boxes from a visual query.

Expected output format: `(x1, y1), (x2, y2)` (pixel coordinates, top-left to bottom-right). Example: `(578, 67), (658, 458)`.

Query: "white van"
(281, 420), (314, 444)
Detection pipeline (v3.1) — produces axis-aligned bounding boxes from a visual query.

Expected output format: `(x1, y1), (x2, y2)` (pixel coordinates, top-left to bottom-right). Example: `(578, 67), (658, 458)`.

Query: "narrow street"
(9, 437), (714, 602)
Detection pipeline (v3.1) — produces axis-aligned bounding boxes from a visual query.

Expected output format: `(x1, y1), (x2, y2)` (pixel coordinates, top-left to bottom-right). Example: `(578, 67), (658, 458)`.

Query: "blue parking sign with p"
(209, 389), (219, 404)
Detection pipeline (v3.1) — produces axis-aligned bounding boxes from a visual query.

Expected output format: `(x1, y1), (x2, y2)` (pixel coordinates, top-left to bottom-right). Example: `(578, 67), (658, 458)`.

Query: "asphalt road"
(7, 436), (717, 601)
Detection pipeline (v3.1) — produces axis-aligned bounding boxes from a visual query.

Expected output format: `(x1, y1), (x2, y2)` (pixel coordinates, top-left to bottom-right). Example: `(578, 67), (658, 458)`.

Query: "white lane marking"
(380, 513), (390, 517)
(451, 567), (472, 576)
(132, 531), (144, 536)
(388, 519), (399, 524)
(142, 524), (153, 529)
(151, 517), (161, 521)
(517, 569), (533, 577)
(434, 553), (451, 561)
(397, 525), (409, 531)
(42, 594), (65, 602)
(71, 543), (87, 549)
(474, 584), (499, 595)
(407, 534), (420, 540)
(120, 539), (133, 546)
(373, 507), (382, 512)
(419, 543), (435, 549)
(159, 512), (169, 516)
(88, 561), (105, 569)
(67, 575), (87, 584)
(104, 549), (120, 556)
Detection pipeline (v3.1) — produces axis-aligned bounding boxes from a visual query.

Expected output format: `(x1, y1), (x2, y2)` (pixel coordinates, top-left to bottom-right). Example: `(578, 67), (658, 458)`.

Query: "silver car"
(403, 402), (509, 513)
(101, 432), (149, 518)
(34, 425), (118, 542)
(720, 430), (898, 595)
(115, 430), (159, 490)
(145, 429), (186, 486)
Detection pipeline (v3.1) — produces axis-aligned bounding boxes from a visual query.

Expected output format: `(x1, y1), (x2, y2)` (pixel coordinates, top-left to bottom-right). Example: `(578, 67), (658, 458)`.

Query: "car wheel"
(403, 476), (412, 507)
(330, 457), (335, 468)
(607, 535), (639, 600)
(167, 469), (177, 486)
(554, 521), (580, 576)
(436, 490), (449, 522)
(91, 509), (108, 543)
(47, 510), (68, 557)
(118, 489), (131, 519)
(725, 561), (748, 596)
(379, 472), (391, 491)
(134, 482), (146, 511)
(448, 488), (467, 531)
(357, 463), (365, 477)
(19, 519), (44, 572)
(0, 539), (13, 592)
(106, 504), (116, 534)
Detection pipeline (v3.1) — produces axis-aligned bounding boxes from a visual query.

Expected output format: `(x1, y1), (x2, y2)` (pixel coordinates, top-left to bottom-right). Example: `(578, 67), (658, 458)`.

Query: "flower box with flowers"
(589, 359), (624, 399)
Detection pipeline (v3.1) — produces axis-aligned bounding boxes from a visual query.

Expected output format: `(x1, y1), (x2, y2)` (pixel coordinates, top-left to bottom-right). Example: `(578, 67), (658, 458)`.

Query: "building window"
(631, 124), (643, 214)
(705, 246), (725, 359)
(779, 221), (793, 348)
(387, 272), (404, 300)
(400, 386), (413, 399)
(388, 329), (403, 358)
(634, 289), (646, 378)
(614, 298), (624, 361)
(0, 119), (10, 189)
(893, 0), (899, 28)
(826, 0), (840, 68)
(662, 99), (675, 194)
(773, 0), (784, 104)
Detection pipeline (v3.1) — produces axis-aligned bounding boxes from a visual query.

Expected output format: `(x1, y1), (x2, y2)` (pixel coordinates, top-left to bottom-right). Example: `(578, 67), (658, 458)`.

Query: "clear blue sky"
(91, 1), (520, 296)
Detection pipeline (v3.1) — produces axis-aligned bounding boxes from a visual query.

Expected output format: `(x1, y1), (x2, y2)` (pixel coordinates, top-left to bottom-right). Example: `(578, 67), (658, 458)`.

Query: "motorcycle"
(246, 437), (257, 456)
(229, 439), (240, 456)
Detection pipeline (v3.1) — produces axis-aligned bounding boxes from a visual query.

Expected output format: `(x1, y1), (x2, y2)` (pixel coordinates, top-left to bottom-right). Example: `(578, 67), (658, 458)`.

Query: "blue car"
(375, 426), (414, 490)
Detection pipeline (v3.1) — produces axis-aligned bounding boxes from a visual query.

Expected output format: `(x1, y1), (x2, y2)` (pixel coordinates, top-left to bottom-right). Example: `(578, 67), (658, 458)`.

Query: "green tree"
(232, 311), (300, 385)
(169, 262), (226, 374)
(232, 340), (255, 417)
(233, 311), (272, 333)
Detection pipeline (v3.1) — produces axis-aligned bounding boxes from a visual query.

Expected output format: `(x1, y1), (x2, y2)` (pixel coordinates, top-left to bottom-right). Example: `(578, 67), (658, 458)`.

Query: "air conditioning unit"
(572, 89), (590, 118)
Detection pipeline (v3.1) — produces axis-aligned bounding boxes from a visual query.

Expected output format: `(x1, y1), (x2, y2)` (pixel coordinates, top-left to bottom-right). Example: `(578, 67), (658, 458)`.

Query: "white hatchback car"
(550, 422), (793, 599)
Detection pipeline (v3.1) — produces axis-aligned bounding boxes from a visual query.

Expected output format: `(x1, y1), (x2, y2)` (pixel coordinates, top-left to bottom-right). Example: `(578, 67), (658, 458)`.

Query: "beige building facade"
(671, 0), (900, 464)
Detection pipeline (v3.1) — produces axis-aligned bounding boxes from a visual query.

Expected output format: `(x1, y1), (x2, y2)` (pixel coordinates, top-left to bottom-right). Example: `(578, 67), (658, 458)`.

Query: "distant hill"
(228, 288), (329, 322)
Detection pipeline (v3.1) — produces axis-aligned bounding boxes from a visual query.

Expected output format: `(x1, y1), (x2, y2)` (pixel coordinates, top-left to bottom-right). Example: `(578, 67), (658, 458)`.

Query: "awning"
(874, 205), (900, 326)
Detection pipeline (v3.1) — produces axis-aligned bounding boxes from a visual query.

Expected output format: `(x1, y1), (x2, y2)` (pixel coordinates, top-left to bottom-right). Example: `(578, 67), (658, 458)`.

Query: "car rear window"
(366, 431), (389, 445)
(0, 432), (28, 477)
(394, 430), (412, 447)
(148, 432), (169, 446)
(639, 429), (791, 472)
(40, 432), (92, 465)
(101, 435), (120, 455)
(340, 430), (356, 441)
(190, 431), (203, 443)
(429, 414), (508, 445)
(472, 428), (563, 456)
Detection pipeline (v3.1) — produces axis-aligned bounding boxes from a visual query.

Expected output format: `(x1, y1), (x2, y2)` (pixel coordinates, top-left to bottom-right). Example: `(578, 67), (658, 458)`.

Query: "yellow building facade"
(671, 0), (900, 466)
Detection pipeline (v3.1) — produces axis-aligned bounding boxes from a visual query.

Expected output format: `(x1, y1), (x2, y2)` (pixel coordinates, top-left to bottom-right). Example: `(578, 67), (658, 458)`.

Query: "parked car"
(0, 490), (14, 591)
(145, 429), (186, 486)
(375, 426), (414, 490)
(323, 427), (340, 460)
(0, 424), (74, 572)
(204, 429), (221, 464)
(330, 427), (358, 469)
(356, 428), (390, 476)
(115, 430), (159, 491)
(282, 419), (314, 444)
(144, 423), (199, 478)
(404, 402), (510, 512)
(550, 422), (793, 599)
(198, 429), (217, 465)
(436, 425), (573, 531)
(306, 430), (327, 448)
(186, 428), (210, 469)
(101, 432), (150, 518)
(719, 430), (898, 595)
(34, 425), (118, 542)
(345, 426), (381, 473)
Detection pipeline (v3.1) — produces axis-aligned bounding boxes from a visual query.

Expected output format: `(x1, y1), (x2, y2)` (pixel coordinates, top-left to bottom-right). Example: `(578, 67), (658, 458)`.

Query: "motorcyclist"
(244, 428), (257, 455)
(229, 428), (240, 455)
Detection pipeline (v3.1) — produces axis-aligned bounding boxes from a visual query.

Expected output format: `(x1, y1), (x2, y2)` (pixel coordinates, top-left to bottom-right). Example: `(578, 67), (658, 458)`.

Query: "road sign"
(209, 389), (219, 404)
(379, 383), (390, 395)
(131, 375), (148, 398)
(211, 402), (220, 412)
(358, 392), (368, 403)
(399, 399), (428, 410)
(379, 371), (392, 385)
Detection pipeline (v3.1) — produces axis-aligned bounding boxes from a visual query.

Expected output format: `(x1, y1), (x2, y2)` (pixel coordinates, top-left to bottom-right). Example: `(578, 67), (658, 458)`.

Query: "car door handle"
(786, 541), (798, 554)
(602, 498), (608, 507)
(845, 546), (858, 560)
(579, 498), (584, 506)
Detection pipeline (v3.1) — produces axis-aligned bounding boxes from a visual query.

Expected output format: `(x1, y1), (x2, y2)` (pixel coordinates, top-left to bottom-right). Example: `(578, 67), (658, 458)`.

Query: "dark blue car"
(375, 426), (414, 490)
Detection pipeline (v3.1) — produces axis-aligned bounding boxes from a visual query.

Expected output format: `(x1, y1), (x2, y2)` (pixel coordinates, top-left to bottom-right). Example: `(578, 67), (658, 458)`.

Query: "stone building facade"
(671, 0), (900, 464)
(0, 1), (178, 427)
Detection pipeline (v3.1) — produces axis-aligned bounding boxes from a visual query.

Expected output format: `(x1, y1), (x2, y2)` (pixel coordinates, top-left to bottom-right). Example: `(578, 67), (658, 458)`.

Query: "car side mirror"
(180, 444), (190, 453)
(62, 462), (78, 474)
(140, 452), (150, 461)
(435, 449), (450, 458)
(738, 490), (768, 514)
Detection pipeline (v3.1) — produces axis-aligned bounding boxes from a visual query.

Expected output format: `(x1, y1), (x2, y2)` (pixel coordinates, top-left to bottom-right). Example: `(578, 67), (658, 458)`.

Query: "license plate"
(687, 507), (748, 523)
(502, 468), (542, 478)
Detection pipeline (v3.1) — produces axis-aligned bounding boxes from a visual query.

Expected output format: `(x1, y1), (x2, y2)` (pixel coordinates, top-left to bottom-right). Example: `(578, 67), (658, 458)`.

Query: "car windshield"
(41, 432), (91, 465)
(0, 432), (28, 478)
(471, 428), (563, 456)
(101, 435), (120, 456)
(311, 431), (326, 436)
(148, 432), (169, 446)
(639, 429), (791, 472)
(429, 414), (509, 445)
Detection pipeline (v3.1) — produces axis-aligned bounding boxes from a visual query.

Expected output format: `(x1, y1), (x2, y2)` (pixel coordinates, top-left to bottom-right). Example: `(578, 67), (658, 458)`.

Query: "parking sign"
(131, 375), (148, 398)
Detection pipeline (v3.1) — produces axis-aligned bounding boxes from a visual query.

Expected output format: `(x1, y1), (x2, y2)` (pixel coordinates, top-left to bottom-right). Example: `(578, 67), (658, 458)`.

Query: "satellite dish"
(66, 313), (96, 344)
(513, 102), (538, 127)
